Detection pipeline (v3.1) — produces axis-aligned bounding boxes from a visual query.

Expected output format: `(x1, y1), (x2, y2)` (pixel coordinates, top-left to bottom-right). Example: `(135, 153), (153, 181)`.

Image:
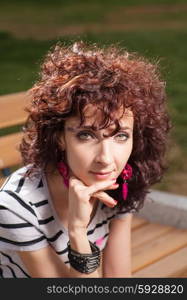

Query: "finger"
(88, 179), (116, 195)
(92, 184), (119, 200)
(107, 183), (119, 190)
(92, 184), (119, 198)
(92, 191), (117, 207)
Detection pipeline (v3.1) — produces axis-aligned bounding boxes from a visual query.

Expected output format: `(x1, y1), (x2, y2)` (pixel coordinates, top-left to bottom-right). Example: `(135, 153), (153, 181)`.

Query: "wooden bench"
(0, 91), (29, 182)
(1, 91), (187, 278)
(0, 91), (28, 129)
(131, 216), (187, 277)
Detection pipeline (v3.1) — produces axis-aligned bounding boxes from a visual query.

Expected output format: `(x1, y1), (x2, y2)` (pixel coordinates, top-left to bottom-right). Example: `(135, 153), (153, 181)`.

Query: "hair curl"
(20, 41), (171, 213)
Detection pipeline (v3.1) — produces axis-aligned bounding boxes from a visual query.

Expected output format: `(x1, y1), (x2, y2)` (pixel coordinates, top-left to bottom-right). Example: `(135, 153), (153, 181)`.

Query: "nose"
(94, 140), (113, 166)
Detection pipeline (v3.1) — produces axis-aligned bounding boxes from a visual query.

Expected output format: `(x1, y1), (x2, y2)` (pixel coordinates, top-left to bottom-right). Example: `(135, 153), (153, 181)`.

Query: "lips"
(91, 171), (112, 175)
(90, 171), (117, 181)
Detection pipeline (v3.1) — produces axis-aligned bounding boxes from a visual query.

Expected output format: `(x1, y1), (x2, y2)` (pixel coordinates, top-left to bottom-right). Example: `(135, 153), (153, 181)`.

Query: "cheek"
(66, 147), (91, 169)
(116, 142), (133, 163)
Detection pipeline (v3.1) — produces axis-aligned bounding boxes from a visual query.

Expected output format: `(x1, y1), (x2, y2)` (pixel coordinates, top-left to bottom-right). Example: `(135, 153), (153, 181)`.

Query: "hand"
(68, 176), (119, 231)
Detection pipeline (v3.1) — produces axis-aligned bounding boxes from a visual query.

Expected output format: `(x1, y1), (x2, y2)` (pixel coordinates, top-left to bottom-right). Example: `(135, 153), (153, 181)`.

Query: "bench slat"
(132, 216), (148, 230)
(0, 91), (29, 129)
(0, 176), (6, 188)
(0, 132), (22, 169)
(133, 246), (187, 277)
(132, 227), (187, 273)
(132, 222), (173, 248)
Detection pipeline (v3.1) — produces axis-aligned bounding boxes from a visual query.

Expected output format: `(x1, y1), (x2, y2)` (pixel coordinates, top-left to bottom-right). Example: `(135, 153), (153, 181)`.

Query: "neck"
(45, 164), (69, 210)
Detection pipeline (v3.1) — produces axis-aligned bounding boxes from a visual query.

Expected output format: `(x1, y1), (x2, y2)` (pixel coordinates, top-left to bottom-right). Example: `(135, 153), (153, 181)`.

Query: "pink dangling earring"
(57, 161), (69, 188)
(120, 163), (132, 201)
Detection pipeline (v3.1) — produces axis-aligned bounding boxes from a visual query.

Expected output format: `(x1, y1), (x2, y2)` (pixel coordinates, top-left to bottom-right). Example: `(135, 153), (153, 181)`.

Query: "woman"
(0, 41), (170, 278)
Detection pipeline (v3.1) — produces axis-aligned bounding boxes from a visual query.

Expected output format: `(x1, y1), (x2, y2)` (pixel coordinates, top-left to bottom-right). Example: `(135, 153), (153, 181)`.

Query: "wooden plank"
(0, 132), (22, 168)
(132, 227), (187, 273)
(133, 246), (187, 277)
(132, 215), (148, 230)
(132, 222), (173, 248)
(0, 176), (10, 189)
(0, 177), (6, 188)
(0, 91), (30, 129)
(177, 269), (187, 278)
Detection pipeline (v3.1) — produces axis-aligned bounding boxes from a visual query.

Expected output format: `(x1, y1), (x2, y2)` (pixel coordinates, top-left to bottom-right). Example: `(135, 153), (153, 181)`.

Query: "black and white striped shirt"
(0, 166), (129, 278)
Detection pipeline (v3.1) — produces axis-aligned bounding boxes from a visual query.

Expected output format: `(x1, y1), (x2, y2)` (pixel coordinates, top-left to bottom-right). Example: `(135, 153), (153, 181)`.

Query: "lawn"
(0, 0), (187, 195)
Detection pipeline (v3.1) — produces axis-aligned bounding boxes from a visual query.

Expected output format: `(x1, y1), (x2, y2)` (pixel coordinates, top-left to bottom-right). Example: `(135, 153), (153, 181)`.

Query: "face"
(60, 105), (134, 186)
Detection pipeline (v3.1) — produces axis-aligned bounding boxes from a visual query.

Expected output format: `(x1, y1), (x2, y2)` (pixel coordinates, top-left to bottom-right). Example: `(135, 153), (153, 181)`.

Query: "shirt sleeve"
(102, 203), (131, 221)
(0, 190), (48, 251)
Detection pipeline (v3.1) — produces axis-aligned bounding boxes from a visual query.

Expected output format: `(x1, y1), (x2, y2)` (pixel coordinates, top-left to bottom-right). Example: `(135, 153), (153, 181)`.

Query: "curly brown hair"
(20, 41), (171, 212)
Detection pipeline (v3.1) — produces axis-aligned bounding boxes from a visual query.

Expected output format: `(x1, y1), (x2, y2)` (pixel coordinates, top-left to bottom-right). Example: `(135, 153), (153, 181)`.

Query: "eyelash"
(76, 131), (130, 141)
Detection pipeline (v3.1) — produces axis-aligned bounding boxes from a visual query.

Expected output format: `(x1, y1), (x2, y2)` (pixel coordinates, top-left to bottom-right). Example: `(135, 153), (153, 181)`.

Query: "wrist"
(68, 226), (87, 238)
(68, 227), (91, 254)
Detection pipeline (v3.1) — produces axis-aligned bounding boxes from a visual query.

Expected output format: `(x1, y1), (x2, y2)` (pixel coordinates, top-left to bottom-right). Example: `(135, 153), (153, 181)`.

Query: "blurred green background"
(0, 0), (187, 195)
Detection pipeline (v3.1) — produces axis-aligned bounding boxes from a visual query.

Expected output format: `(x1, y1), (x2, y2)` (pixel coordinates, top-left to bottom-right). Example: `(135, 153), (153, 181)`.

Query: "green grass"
(1, 0), (187, 29)
(0, 32), (53, 94)
(1, 0), (187, 5)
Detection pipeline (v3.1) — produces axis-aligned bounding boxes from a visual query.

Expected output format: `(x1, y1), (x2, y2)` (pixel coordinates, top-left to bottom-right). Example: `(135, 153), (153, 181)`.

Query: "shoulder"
(99, 202), (132, 222)
(0, 165), (47, 225)
(0, 165), (45, 203)
(0, 166), (50, 252)
(1, 165), (43, 196)
(109, 212), (132, 229)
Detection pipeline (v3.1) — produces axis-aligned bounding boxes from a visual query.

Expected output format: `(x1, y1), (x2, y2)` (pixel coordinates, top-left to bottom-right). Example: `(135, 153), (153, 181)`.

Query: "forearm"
(68, 227), (100, 278)
(103, 263), (132, 278)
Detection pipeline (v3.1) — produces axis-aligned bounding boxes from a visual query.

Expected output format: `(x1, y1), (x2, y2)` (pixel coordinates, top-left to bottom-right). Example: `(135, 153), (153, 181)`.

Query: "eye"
(76, 131), (94, 140)
(115, 132), (129, 141)
(76, 130), (130, 141)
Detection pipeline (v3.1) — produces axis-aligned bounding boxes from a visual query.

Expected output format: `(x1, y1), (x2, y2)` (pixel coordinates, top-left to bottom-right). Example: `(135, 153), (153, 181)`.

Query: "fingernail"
(110, 200), (118, 207)
(108, 201), (117, 208)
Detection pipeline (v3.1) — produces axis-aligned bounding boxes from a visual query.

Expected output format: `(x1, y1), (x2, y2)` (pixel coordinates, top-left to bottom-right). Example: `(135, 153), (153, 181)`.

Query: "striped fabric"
(0, 166), (129, 278)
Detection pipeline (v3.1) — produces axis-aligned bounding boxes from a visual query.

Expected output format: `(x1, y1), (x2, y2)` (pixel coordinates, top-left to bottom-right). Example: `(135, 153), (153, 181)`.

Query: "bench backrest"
(0, 91), (29, 129)
(0, 91), (30, 183)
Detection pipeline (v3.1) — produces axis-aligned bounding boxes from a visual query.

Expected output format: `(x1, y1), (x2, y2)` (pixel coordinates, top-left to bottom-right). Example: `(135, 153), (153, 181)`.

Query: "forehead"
(65, 104), (134, 130)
